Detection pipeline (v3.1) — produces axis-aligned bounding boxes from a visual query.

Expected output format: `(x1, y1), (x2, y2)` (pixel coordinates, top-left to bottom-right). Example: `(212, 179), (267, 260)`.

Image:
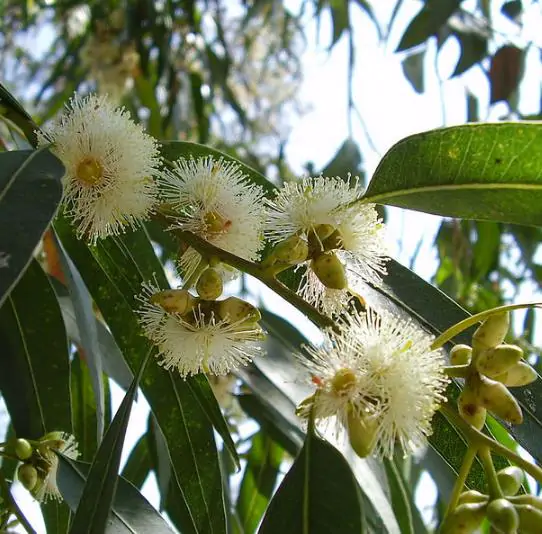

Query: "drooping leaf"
(0, 259), (71, 439)
(58, 457), (175, 534)
(365, 123), (542, 226)
(0, 148), (64, 306)
(259, 426), (365, 534)
(69, 354), (149, 534)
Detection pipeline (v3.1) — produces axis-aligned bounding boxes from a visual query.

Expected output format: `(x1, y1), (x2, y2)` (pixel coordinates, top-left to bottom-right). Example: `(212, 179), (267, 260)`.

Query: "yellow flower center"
(330, 368), (357, 395)
(76, 157), (104, 186)
(204, 210), (232, 234)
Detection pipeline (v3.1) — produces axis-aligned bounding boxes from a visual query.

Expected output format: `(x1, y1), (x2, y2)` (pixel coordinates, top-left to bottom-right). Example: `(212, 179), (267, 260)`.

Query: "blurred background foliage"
(1, 0), (541, 532)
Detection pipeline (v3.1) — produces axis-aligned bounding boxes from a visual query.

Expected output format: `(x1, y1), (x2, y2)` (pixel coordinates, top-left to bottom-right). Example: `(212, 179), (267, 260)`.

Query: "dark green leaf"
(501, 1), (522, 21)
(366, 123), (542, 226)
(237, 432), (283, 533)
(452, 31), (487, 76)
(402, 49), (425, 93)
(396, 0), (461, 52)
(160, 141), (275, 195)
(0, 259), (71, 438)
(0, 149), (63, 306)
(329, 0), (350, 47)
(69, 354), (149, 534)
(58, 457), (175, 534)
(42, 501), (71, 534)
(0, 82), (39, 144)
(121, 434), (152, 490)
(320, 139), (363, 186)
(259, 427), (365, 534)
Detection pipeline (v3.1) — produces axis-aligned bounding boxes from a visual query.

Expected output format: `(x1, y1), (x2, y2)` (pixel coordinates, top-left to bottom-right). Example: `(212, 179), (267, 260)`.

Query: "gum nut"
(472, 312), (509, 351)
(347, 409), (378, 459)
(14, 438), (33, 460)
(496, 466), (523, 496)
(486, 498), (519, 533)
(476, 345), (523, 379)
(493, 362), (538, 388)
(477, 375), (523, 425)
(216, 296), (261, 323)
(450, 344), (472, 366)
(17, 464), (38, 491)
(150, 289), (196, 315)
(196, 268), (223, 300)
(311, 252), (347, 290)
(458, 385), (487, 430)
(272, 235), (309, 264)
(440, 502), (487, 534)
(457, 490), (489, 505)
(515, 504), (542, 534)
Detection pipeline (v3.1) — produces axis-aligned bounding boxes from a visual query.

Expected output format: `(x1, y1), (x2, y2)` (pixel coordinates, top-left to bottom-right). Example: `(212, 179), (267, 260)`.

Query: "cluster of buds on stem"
(442, 466), (542, 533)
(448, 312), (537, 430)
(264, 223), (348, 290)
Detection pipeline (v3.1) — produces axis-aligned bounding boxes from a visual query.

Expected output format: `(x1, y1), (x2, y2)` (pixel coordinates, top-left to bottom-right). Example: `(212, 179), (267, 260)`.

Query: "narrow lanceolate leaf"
(0, 148), (64, 306)
(58, 457), (175, 534)
(237, 432), (284, 533)
(259, 426), (365, 534)
(365, 123), (542, 226)
(120, 434), (152, 490)
(69, 354), (150, 534)
(0, 259), (71, 438)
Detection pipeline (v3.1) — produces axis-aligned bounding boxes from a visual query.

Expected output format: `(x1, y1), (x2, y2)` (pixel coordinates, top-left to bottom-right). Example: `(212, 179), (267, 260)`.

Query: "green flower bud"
(269, 235), (309, 265)
(196, 268), (223, 301)
(346, 408), (378, 458)
(440, 502), (487, 534)
(307, 224), (336, 252)
(311, 252), (347, 290)
(472, 312), (509, 352)
(476, 375), (523, 425)
(14, 438), (33, 461)
(494, 362), (538, 388)
(497, 466), (523, 496)
(458, 384), (487, 430)
(17, 464), (38, 491)
(457, 490), (489, 505)
(486, 498), (519, 533)
(476, 344), (524, 379)
(509, 495), (542, 509)
(216, 297), (261, 323)
(150, 289), (197, 315)
(450, 345), (472, 366)
(515, 504), (542, 534)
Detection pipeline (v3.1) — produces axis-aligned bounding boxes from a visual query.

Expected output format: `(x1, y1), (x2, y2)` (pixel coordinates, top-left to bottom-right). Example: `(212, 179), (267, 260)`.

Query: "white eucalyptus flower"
(266, 176), (388, 315)
(297, 308), (448, 457)
(38, 93), (159, 242)
(34, 432), (79, 502)
(160, 156), (266, 281)
(138, 283), (263, 377)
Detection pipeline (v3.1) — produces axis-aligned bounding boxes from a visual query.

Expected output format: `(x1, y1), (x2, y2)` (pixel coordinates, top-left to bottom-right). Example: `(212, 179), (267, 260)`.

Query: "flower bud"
(311, 252), (347, 290)
(322, 229), (343, 251)
(486, 498), (519, 533)
(346, 408), (378, 458)
(440, 502), (487, 534)
(450, 345), (472, 366)
(17, 464), (38, 491)
(14, 439), (33, 461)
(509, 494), (542, 509)
(307, 224), (336, 252)
(494, 361), (538, 388)
(269, 235), (309, 265)
(496, 466), (523, 496)
(472, 312), (509, 352)
(216, 297), (261, 323)
(150, 289), (197, 315)
(476, 375), (523, 425)
(515, 504), (542, 534)
(458, 384), (487, 430)
(196, 268), (223, 300)
(457, 490), (489, 505)
(295, 393), (315, 419)
(476, 344), (524, 379)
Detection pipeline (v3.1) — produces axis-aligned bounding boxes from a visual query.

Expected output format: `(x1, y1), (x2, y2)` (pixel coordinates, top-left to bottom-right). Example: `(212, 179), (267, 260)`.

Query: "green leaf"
(0, 82), (38, 144)
(259, 426), (365, 534)
(365, 123), (542, 226)
(58, 457), (175, 534)
(55, 219), (227, 534)
(396, 0), (461, 52)
(69, 354), (150, 534)
(452, 30), (488, 77)
(237, 432), (284, 533)
(160, 141), (275, 195)
(320, 139), (363, 185)
(0, 259), (71, 438)
(329, 0), (350, 47)
(0, 148), (63, 306)
(402, 49), (426, 94)
(121, 434), (152, 490)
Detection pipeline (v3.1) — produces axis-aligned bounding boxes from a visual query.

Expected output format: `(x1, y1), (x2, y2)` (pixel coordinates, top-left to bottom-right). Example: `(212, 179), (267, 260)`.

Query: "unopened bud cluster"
(448, 312), (537, 430)
(265, 223), (348, 290)
(442, 466), (542, 534)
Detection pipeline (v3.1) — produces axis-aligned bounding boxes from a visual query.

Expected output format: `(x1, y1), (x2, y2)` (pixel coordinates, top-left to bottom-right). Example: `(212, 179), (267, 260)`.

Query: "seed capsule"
(196, 268), (223, 301)
(457, 490), (489, 505)
(476, 375), (523, 425)
(216, 297), (261, 323)
(14, 438), (33, 461)
(486, 498), (519, 533)
(18, 464), (38, 491)
(476, 344), (523, 379)
(496, 466), (523, 496)
(150, 289), (197, 315)
(450, 345), (472, 366)
(493, 361), (538, 387)
(515, 504), (542, 534)
(440, 502), (487, 533)
(311, 252), (347, 290)
(472, 312), (509, 352)
(458, 384), (487, 430)
(269, 235), (309, 265)
(346, 408), (378, 458)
